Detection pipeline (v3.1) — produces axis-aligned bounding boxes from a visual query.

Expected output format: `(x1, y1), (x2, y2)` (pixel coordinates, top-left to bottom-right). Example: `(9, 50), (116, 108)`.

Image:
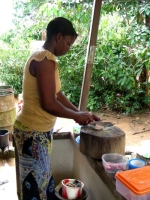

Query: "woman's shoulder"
(30, 48), (57, 62)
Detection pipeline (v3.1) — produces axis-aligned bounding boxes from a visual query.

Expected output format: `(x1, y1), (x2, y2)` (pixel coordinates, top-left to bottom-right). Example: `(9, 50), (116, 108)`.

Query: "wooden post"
(79, 0), (103, 111)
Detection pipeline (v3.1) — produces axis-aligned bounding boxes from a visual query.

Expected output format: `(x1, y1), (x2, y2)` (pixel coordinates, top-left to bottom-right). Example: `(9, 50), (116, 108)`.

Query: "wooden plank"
(79, 0), (103, 111)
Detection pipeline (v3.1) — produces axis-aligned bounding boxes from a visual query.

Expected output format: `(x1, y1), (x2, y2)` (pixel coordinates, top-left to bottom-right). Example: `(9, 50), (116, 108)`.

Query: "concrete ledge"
(53, 131), (125, 200)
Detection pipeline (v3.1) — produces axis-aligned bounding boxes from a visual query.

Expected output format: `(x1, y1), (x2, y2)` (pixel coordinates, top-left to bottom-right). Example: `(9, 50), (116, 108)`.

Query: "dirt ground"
(94, 109), (150, 153)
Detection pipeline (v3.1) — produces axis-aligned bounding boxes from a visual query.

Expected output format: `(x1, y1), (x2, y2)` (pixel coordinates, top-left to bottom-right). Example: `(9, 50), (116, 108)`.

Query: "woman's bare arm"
(34, 58), (94, 125)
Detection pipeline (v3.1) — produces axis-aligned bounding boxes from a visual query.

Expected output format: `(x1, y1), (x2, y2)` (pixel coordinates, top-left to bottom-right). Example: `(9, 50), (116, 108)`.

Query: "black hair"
(46, 17), (78, 40)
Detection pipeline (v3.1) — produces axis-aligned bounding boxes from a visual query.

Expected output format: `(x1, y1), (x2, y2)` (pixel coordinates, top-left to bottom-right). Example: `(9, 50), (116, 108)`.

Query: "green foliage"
(58, 43), (86, 106)
(0, 45), (30, 96)
(0, 0), (150, 114)
(86, 12), (150, 113)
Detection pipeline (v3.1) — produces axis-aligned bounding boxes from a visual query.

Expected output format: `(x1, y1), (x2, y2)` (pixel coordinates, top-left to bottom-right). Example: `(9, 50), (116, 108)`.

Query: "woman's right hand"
(74, 111), (94, 125)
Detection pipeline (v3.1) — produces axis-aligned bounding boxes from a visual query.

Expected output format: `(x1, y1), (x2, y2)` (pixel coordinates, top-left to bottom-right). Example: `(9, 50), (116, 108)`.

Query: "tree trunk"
(146, 15), (150, 29)
(137, 1), (150, 98)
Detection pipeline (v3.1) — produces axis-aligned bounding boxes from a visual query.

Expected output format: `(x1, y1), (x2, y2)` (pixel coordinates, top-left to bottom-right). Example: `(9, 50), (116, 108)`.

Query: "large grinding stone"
(80, 122), (125, 159)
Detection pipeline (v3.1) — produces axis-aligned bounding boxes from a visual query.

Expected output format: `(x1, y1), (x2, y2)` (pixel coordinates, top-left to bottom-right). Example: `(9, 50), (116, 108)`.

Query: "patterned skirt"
(13, 120), (57, 200)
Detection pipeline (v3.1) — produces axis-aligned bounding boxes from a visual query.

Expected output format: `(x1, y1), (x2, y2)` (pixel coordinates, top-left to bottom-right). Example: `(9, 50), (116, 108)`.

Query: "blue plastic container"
(128, 158), (146, 170)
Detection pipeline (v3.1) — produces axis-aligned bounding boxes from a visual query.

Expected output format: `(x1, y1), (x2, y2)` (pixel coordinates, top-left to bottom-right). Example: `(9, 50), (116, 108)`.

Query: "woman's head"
(46, 17), (78, 39)
(45, 17), (78, 56)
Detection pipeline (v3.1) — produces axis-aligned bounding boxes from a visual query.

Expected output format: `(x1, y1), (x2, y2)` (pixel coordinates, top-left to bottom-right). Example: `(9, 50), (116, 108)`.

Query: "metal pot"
(0, 130), (9, 148)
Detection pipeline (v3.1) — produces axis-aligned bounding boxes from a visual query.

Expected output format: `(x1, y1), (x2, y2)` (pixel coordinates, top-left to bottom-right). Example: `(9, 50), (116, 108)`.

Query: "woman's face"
(54, 35), (76, 56)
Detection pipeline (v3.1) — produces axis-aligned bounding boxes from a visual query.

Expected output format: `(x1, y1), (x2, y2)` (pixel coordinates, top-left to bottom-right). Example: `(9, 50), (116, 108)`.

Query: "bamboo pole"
(79, 0), (103, 111)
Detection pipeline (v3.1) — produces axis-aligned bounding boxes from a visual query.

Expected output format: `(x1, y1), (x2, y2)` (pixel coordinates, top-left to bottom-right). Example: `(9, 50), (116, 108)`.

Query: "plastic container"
(116, 166), (150, 200)
(141, 140), (150, 158)
(128, 158), (146, 170)
(0, 130), (9, 148)
(61, 179), (84, 199)
(102, 153), (128, 173)
(75, 136), (80, 144)
(73, 124), (81, 134)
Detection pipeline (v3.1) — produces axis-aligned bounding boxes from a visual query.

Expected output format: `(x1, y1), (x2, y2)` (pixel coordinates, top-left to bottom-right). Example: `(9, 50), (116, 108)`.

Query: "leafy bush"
(0, 47), (30, 96)
(58, 43), (86, 107)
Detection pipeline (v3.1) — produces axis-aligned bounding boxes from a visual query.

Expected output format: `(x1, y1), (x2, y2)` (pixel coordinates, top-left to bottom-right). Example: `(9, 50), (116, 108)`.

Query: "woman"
(13, 17), (100, 200)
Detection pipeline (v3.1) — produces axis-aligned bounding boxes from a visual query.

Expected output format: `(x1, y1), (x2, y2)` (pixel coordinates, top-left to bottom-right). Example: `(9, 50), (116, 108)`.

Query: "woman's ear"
(56, 33), (63, 43)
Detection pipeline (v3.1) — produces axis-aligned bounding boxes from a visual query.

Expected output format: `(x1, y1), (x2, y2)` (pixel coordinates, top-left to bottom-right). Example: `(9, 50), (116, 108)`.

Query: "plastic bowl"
(128, 158), (146, 169)
(61, 179), (84, 199)
(102, 153), (128, 173)
(73, 125), (81, 134)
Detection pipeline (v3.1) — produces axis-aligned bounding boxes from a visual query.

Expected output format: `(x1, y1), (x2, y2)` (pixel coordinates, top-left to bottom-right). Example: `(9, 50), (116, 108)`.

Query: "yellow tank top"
(17, 48), (61, 132)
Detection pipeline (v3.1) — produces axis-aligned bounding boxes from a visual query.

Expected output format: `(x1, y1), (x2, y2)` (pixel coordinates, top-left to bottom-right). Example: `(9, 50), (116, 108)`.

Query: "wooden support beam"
(79, 0), (103, 111)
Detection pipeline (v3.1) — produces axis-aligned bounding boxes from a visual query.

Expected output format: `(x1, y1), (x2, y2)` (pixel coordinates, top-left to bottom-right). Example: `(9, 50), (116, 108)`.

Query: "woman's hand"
(74, 112), (101, 125)
(74, 111), (95, 125)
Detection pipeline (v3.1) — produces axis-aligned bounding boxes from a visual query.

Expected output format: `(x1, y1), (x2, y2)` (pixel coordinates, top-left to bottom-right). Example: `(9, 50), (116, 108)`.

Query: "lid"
(116, 166), (150, 195)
